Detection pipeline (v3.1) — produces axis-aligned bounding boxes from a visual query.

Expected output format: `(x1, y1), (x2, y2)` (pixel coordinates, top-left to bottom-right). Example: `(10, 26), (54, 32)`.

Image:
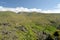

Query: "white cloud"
(0, 6), (42, 13)
(42, 3), (60, 13)
(0, 3), (60, 13)
(55, 3), (60, 9)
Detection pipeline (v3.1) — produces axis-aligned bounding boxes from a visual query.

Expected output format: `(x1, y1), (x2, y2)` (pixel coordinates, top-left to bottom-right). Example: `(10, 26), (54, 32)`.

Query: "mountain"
(0, 11), (60, 40)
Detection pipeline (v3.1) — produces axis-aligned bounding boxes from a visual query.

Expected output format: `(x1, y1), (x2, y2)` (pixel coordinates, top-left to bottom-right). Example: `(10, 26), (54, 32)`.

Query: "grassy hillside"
(0, 11), (60, 40)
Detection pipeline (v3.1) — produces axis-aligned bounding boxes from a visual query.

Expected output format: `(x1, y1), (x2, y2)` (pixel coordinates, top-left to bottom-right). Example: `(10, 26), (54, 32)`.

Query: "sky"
(0, 0), (60, 13)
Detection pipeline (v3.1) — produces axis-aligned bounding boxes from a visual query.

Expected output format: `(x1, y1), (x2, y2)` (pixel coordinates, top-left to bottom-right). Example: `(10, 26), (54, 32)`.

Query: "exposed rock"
(36, 31), (48, 40)
(50, 21), (56, 25)
(2, 31), (11, 35)
(45, 34), (53, 40)
(50, 21), (56, 24)
(3, 23), (11, 26)
(15, 25), (27, 32)
(12, 35), (18, 40)
(0, 23), (11, 26)
(57, 25), (60, 30)
(53, 31), (59, 36)
(53, 31), (60, 40)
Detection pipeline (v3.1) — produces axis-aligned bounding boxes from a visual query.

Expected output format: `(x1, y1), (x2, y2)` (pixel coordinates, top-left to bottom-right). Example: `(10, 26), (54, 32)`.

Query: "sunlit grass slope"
(0, 11), (60, 40)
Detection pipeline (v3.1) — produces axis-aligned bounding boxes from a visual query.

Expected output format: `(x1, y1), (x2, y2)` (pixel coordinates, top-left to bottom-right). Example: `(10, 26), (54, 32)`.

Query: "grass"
(0, 11), (60, 40)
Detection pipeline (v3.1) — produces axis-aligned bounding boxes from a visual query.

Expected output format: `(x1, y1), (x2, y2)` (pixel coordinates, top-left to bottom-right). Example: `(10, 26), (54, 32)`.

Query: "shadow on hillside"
(37, 31), (60, 40)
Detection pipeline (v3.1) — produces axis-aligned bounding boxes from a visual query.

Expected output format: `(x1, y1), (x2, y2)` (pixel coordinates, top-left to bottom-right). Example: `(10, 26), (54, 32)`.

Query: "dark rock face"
(53, 31), (60, 40)
(53, 31), (59, 36)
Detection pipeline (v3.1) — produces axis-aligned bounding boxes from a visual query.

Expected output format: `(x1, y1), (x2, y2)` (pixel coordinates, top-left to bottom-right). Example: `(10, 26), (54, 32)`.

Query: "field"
(0, 11), (60, 40)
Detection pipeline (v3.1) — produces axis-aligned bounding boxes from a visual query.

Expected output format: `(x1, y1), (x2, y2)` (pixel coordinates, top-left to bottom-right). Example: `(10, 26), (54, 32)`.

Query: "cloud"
(0, 3), (60, 13)
(0, 6), (42, 13)
(42, 3), (60, 13)
(55, 3), (60, 9)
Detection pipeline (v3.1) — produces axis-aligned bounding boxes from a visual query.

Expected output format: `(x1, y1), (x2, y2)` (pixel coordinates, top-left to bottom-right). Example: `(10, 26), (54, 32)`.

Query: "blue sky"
(0, 0), (60, 10)
(0, 0), (60, 13)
